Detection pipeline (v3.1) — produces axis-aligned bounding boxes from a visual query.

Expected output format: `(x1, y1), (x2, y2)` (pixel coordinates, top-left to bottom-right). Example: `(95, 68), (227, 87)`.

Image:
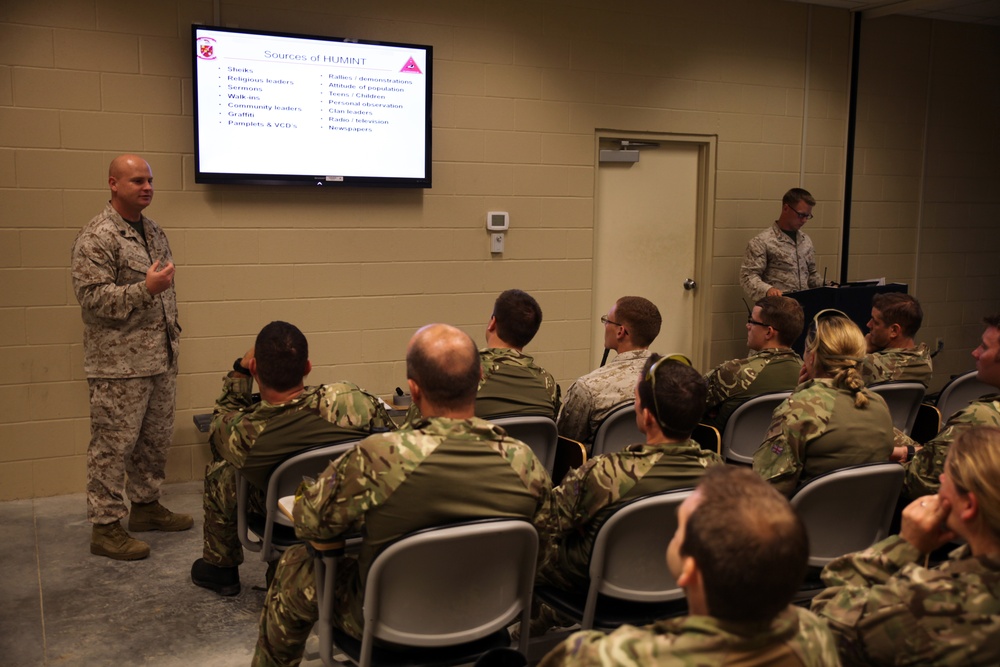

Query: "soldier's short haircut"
(782, 187), (816, 208)
(493, 289), (543, 349)
(681, 466), (808, 623)
(254, 321), (309, 392)
(947, 426), (1000, 540)
(615, 296), (662, 348)
(406, 325), (480, 411)
(637, 354), (707, 440)
(872, 292), (923, 338)
(755, 296), (805, 347)
(984, 313), (1000, 329)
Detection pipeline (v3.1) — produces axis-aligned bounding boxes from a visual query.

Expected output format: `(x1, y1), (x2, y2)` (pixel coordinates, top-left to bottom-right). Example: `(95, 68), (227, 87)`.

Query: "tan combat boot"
(91, 521), (150, 560)
(128, 500), (194, 532)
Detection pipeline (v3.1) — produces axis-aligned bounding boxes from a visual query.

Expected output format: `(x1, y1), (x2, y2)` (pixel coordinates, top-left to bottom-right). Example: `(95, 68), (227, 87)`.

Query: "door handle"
(683, 278), (697, 291)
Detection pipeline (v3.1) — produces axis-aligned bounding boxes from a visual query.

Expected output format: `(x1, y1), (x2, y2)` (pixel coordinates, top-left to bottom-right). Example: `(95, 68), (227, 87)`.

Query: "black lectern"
(786, 283), (908, 354)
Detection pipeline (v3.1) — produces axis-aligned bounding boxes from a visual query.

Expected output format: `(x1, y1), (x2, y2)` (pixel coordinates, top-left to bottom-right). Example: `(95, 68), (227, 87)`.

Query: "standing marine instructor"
(740, 187), (823, 301)
(72, 154), (190, 561)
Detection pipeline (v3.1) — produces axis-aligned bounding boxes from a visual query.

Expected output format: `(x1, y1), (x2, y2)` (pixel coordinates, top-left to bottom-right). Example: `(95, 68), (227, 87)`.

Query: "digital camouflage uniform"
(740, 223), (823, 301)
(897, 394), (1000, 500)
(203, 376), (393, 567)
(252, 416), (553, 667)
(537, 606), (842, 667)
(702, 347), (802, 433)
(753, 378), (894, 496)
(812, 536), (1000, 666)
(403, 347), (561, 424)
(538, 439), (723, 592)
(72, 202), (182, 524)
(557, 349), (653, 446)
(861, 344), (933, 388)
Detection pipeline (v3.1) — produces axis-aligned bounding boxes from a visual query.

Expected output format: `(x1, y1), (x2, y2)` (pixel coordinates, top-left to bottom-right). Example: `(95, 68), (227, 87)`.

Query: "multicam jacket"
(557, 349), (653, 445)
(861, 344), (933, 388)
(740, 223), (822, 301)
(71, 202), (180, 378)
(703, 347), (802, 432)
(537, 606), (842, 667)
(813, 536), (1000, 666)
(538, 439), (723, 592)
(477, 347), (561, 419)
(753, 378), (894, 496)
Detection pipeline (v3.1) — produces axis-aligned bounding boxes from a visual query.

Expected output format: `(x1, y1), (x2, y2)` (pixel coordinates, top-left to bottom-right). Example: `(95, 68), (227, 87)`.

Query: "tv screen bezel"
(191, 24), (433, 188)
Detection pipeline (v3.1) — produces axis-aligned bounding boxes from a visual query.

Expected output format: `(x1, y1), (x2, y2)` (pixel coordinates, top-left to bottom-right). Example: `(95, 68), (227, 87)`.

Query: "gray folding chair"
(869, 381), (926, 435)
(790, 462), (904, 568)
(535, 489), (692, 631)
(721, 392), (791, 465)
(937, 370), (995, 422)
(237, 440), (359, 562)
(491, 416), (558, 474)
(590, 403), (641, 458)
(316, 519), (538, 667)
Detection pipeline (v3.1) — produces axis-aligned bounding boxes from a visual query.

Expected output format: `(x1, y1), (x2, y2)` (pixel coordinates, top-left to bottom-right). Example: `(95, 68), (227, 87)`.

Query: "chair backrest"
(868, 382), (926, 435)
(237, 440), (359, 561)
(790, 462), (904, 567)
(490, 416), (558, 473)
(358, 519), (538, 666)
(937, 370), (995, 423)
(721, 392), (791, 464)
(582, 489), (693, 627)
(590, 403), (641, 458)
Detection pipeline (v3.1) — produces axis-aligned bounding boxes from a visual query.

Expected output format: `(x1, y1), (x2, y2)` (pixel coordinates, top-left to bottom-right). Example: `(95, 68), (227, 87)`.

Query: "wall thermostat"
(486, 211), (509, 231)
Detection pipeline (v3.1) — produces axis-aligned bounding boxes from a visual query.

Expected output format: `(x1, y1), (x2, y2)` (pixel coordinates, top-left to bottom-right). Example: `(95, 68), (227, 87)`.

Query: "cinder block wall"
(1, 0), (997, 499)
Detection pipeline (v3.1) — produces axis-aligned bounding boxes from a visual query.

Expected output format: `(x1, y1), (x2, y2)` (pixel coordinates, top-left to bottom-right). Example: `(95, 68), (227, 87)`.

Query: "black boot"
(191, 558), (240, 596)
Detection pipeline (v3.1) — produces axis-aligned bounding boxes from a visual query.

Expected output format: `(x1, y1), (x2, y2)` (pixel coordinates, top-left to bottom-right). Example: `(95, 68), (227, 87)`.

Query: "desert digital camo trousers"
(86, 368), (177, 524)
(201, 458), (267, 567)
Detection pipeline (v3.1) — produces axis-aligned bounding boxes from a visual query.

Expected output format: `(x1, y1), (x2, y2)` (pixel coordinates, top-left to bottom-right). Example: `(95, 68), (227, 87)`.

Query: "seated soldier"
(539, 355), (723, 597)
(558, 296), (661, 447)
(703, 295), (804, 433)
(405, 289), (560, 422)
(190, 321), (393, 596)
(754, 309), (894, 496)
(252, 324), (553, 667)
(538, 466), (841, 666)
(895, 313), (1000, 499)
(813, 425), (1000, 666)
(861, 292), (933, 387)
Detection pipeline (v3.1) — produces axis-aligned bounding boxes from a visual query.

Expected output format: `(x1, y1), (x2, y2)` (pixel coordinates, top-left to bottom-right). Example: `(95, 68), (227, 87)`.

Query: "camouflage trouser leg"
(86, 370), (176, 524)
(252, 544), (364, 667)
(202, 459), (245, 567)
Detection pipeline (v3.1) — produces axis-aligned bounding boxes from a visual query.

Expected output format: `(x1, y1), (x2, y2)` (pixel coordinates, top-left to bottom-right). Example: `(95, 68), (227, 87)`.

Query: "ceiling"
(783, 0), (1000, 26)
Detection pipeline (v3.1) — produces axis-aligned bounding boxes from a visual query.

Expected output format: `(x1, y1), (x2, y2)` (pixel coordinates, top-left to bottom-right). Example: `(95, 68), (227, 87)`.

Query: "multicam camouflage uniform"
(753, 378), (894, 496)
(403, 347), (561, 424)
(861, 344), (933, 388)
(538, 439), (722, 592)
(557, 349), (653, 446)
(703, 347), (802, 432)
(740, 223), (823, 301)
(202, 376), (393, 567)
(72, 203), (181, 524)
(537, 606), (842, 667)
(812, 536), (1000, 666)
(251, 417), (553, 667)
(898, 394), (1000, 499)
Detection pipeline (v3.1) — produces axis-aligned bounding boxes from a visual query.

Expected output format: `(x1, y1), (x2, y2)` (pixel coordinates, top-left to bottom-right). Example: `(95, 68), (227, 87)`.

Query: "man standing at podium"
(740, 188), (823, 301)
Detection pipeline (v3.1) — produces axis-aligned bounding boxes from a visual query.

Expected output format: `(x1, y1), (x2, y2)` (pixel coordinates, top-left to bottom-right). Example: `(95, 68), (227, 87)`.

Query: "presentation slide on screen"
(194, 29), (428, 179)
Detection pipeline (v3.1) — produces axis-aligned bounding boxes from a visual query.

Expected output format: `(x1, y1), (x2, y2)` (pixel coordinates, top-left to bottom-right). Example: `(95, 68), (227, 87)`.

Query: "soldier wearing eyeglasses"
(740, 188), (824, 301)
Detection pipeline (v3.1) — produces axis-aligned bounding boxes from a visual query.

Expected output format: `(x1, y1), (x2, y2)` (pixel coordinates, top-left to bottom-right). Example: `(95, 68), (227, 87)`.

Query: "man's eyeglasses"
(747, 317), (773, 329)
(643, 353), (692, 428)
(786, 205), (813, 221)
(601, 315), (622, 327)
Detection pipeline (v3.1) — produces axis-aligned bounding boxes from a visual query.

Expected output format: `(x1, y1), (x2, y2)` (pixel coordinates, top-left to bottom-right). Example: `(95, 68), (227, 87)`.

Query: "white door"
(592, 137), (704, 368)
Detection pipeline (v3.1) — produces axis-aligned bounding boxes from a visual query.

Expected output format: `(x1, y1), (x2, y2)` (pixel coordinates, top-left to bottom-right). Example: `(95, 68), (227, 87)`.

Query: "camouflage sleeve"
(704, 359), (747, 409)
(860, 354), (885, 387)
(557, 380), (596, 443)
(739, 234), (771, 301)
(319, 382), (395, 432)
(548, 455), (640, 536)
(536, 627), (651, 667)
(816, 535), (919, 590)
(804, 235), (822, 289)
(209, 373), (260, 466)
(752, 396), (820, 496)
(71, 229), (155, 321)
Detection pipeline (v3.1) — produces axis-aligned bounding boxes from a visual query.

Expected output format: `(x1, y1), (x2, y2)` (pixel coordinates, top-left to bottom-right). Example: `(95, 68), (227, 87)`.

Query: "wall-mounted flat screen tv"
(192, 25), (432, 187)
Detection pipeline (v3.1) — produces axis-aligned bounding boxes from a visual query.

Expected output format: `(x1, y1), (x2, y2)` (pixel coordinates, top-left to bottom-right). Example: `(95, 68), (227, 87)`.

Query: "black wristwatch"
(233, 358), (252, 376)
(905, 445), (915, 462)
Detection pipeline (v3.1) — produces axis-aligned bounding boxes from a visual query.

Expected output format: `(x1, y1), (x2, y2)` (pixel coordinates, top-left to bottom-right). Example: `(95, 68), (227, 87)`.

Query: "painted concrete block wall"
(1, 0), (997, 499)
